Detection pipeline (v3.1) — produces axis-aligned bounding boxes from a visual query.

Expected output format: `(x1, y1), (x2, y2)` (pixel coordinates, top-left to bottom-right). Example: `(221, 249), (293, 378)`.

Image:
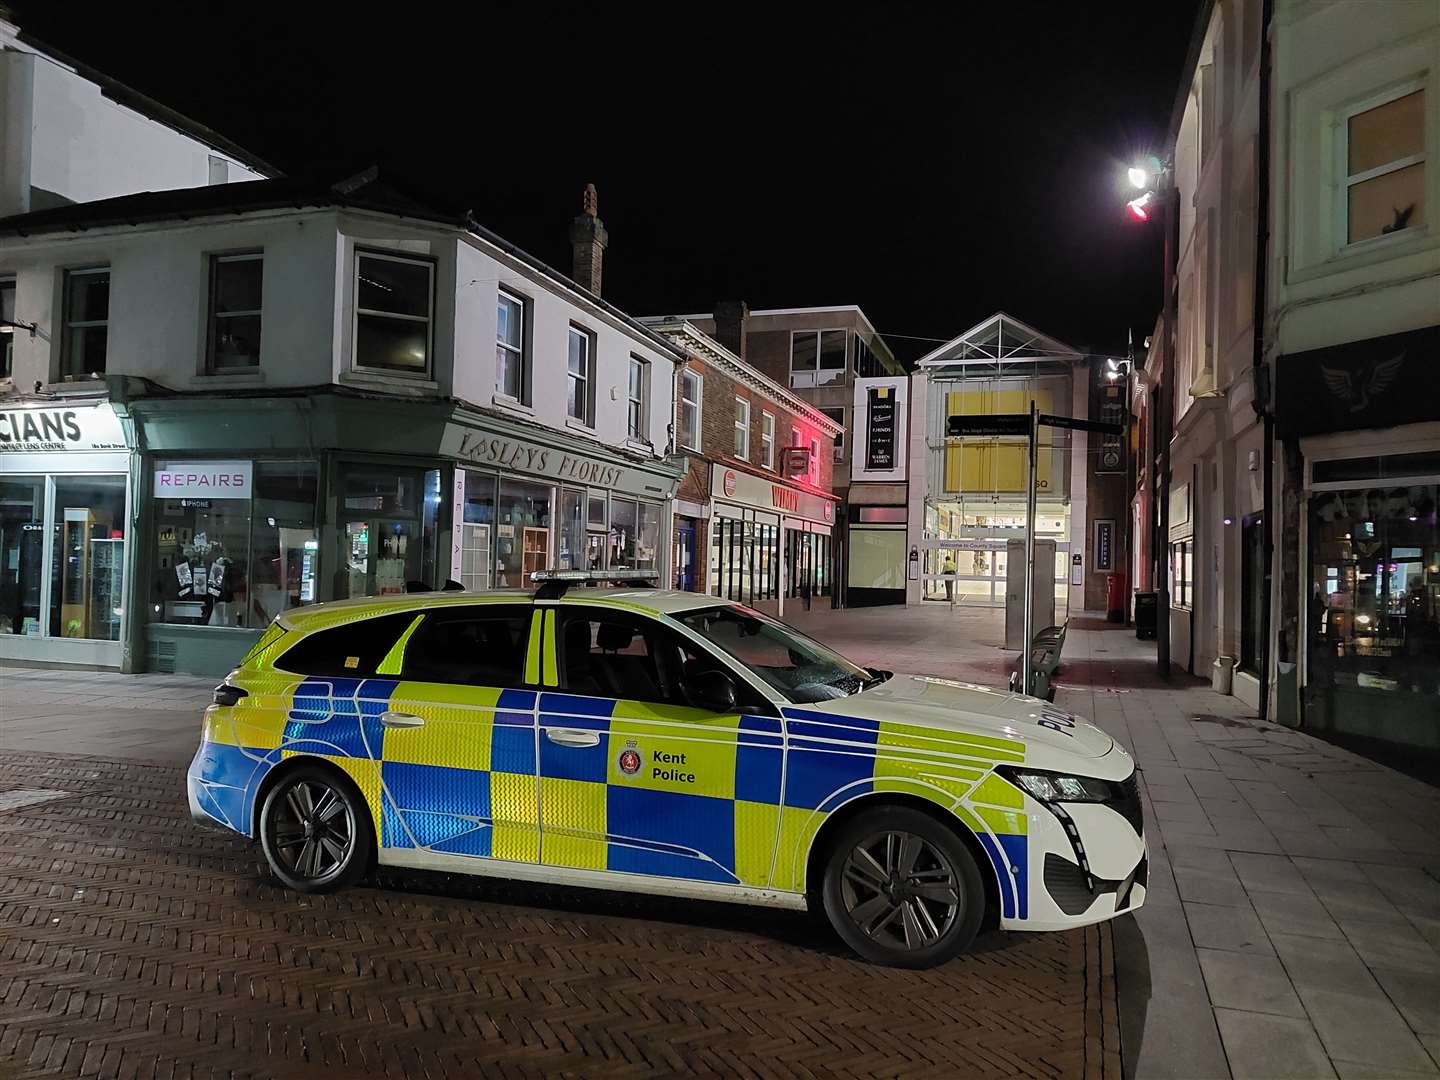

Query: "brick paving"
(0, 747), (1119, 1079)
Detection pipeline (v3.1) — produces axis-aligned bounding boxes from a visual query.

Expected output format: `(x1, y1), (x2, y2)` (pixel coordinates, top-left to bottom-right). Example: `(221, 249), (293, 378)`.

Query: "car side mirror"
(688, 669), (737, 713)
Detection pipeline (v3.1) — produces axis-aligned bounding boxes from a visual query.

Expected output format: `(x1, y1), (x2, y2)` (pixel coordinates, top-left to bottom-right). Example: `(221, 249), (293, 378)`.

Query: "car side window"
(274, 612), (419, 677)
(558, 609), (764, 712)
(399, 606), (531, 687)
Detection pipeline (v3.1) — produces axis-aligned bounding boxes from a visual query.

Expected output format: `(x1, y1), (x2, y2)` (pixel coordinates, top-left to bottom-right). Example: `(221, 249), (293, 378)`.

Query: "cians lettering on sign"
(0, 407), (126, 452)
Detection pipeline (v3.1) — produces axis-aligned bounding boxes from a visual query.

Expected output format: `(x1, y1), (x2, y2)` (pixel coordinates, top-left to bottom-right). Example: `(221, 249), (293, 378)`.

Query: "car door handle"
(546, 728), (600, 748)
(380, 711), (426, 729)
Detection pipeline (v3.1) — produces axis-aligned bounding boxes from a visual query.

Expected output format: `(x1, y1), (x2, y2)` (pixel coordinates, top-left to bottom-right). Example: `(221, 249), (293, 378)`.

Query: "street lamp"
(1123, 154), (1177, 678)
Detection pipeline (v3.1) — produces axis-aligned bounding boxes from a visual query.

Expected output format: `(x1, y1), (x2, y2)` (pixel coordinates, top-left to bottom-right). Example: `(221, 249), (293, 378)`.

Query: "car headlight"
(996, 766), (1115, 803)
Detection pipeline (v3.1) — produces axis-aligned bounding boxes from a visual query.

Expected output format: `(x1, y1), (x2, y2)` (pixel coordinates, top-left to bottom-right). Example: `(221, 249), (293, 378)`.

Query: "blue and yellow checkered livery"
(189, 597), (1032, 917)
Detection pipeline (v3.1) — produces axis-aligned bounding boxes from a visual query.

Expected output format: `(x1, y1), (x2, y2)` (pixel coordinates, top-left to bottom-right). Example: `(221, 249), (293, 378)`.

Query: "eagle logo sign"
(1320, 350), (1406, 413)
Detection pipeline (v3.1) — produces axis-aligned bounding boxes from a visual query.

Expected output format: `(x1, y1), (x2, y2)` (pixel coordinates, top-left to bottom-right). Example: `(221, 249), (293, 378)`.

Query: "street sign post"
(1023, 404), (1039, 695)
(945, 414), (1031, 438)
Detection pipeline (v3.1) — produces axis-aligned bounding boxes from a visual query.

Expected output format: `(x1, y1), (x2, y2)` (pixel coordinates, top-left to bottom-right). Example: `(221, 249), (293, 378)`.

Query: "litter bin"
(1106, 571), (1126, 623)
(1134, 591), (1158, 640)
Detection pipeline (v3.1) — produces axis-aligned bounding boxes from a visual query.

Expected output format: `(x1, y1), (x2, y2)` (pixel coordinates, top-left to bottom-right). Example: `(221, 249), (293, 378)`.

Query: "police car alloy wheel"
(821, 807), (985, 968)
(259, 767), (372, 893)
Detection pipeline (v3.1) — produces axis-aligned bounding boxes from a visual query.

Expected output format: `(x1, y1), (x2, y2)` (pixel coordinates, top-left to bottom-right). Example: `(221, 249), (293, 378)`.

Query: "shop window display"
(0, 477), (44, 637)
(154, 462), (316, 627)
(337, 465), (440, 598)
(496, 479), (551, 588)
(610, 498), (661, 573)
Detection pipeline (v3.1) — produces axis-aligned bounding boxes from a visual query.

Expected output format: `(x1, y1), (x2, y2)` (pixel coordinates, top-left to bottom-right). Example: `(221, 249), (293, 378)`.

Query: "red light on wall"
(1126, 195), (1151, 222)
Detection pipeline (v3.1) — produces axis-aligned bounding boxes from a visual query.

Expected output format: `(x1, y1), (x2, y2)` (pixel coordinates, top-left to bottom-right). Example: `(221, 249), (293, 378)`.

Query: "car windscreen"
(676, 605), (876, 704)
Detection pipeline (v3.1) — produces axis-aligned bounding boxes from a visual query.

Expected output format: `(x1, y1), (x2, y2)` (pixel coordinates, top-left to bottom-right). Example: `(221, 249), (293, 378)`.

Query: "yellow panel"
(872, 758), (975, 801)
(491, 771), (539, 862)
(542, 610), (559, 687)
(380, 682), (499, 770)
(774, 804), (827, 892)
(539, 777), (607, 870)
(970, 773), (1025, 809)
(977, 805), (1027, 836)
(376, 614), (426, 675)
(878, 721), (1024, 758)
(734, 800), (779, 887)
(524, 610), (544, 685)
(608, 705), (738, 801)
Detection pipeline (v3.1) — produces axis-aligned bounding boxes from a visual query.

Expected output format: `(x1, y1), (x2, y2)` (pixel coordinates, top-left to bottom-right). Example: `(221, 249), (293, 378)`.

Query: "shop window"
(337, 465), (441, 598)
(609, 498), (660, 573)
(1240, 513), (1265, 677)
(1344, 88), (1426, 245)
(567, 325), (595, 424)
(496, 288), (529, 401)
(496, 478), (551, 588)
(154, 461), (318, 627)
(207, 253), (263, 371)
(47, 476), (126, 641)
(1, 277), (15, 379)
(401, 607), (531, 686)
(458, 469), (497, 591)
(275, 611), (416, 677)
(353, 251), (434, 375)
(558, 488), (593, 571)
(0, 476), (44, 636)
(1308, 479), (1439, 708)
(61, 268), (109, 380)
(679, 370), (702, 450)
(1169, 539), (1193, 609)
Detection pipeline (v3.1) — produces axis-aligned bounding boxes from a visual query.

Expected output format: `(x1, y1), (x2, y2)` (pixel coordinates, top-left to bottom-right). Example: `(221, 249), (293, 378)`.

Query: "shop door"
(521, 527), (550, 588)
(675, 520), (697, 591)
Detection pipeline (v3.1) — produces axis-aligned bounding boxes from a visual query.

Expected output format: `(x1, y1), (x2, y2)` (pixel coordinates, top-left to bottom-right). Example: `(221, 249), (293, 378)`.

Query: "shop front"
(0, 401), (133, 668)
(1277, 325), (1440, 753)
(124, 392), (678, 675)
(708, 465), (836, 610)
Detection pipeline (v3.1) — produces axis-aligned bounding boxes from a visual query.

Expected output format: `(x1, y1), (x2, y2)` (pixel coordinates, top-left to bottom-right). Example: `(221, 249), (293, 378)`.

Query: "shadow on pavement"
(1112, 912), (1151, 1079)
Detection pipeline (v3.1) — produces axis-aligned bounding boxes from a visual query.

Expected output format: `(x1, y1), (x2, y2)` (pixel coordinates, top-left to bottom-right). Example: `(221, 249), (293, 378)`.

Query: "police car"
(188, 570), (1146, 968)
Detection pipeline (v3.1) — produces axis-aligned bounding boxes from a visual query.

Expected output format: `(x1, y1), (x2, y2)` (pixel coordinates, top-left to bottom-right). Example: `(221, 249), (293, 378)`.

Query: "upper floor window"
(567, 325), (595, 424)
(790, 329), (847, 387)
(679, 369), (702, 450)
(627, 355), (649, 440)
(207, 253), (263, 371)
(0, 277), (14, 379)
(734, 397), (750, 459)
(820, 407), (845, 463)
(810, 437), (822, 485)
(62, 267), (109, 380)
(1345, 88), (1426, 245)
(496, 288), (528, 401)
(354, 250), (433, 375)
(761, 411), (775, 469)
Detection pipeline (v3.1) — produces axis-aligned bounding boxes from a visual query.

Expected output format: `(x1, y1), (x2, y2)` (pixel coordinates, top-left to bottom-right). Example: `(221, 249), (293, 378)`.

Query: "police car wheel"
(260, 766), (372, 893)
(821, 807), (984, 968)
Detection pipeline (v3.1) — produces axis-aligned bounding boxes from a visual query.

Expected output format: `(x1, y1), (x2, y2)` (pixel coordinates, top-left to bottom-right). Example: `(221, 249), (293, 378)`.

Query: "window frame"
(789, 328), (850, 387)
(351, 248), (436, 378)
(679, 369), (703, 450)
(205, 251), (264, 373)
(627, 354), (649, 441)
(566, 324), (597, 426)
(60, 266), (110, 381)
(397, 604), (535, 688)
(760, 410), (775, 469)
(495, 286), (531, 403)
(733, 396), (750, 460)
(0, 275), (14, 380)
(1337, 80), (1427, 251)
(809, 437), (822, 485)
(1169, 538), (1193, 610)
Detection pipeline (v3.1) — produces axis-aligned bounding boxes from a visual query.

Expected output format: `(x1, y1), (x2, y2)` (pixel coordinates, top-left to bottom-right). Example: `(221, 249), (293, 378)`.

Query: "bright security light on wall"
(1127, 166), (1149, 189)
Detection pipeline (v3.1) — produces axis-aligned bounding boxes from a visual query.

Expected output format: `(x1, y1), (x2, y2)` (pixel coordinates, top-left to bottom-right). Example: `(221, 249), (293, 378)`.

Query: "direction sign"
(946, 414), (1030, 437)
(1038, 413), (1124, 436)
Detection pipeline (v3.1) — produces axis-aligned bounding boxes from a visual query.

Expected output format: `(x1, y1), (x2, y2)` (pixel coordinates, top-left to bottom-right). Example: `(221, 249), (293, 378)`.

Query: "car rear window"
(274, 612), (417, 678)
(400, 607), (531, 687)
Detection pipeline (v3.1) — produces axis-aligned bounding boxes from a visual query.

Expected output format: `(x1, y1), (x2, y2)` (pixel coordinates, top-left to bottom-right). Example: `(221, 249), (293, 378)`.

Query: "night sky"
(17, 1), (1199, 364)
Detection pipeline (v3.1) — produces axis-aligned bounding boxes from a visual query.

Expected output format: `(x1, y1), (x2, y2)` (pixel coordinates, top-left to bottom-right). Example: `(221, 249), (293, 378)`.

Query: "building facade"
(644, 320), (841, 613)
(659, 303), (905, 606)
(1137, 0), (1439, 756)
(0, 174), (684, 675)
(0, 16), (273, 220)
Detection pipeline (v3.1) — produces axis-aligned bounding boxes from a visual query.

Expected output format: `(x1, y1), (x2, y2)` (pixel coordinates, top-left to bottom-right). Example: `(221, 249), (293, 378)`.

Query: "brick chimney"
(569, 183), (608, 296)
(713, 300), (749, 359)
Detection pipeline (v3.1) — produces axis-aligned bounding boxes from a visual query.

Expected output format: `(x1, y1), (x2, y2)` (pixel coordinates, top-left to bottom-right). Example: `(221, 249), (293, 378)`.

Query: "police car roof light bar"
(532, 568), (661, 600)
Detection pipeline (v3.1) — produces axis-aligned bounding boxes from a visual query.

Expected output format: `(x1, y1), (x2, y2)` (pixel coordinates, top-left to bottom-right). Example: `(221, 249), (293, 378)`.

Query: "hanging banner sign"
(865, 386), (897, 471)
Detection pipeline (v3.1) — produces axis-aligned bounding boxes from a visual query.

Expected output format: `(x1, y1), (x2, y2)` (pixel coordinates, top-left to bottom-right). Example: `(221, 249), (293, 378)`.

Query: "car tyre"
(820, 805), (985, 968)
(259, 764), (372, 893)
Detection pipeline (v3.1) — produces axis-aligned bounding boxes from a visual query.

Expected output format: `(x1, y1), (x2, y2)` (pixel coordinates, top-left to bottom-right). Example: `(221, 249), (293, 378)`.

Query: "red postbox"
(1106, 570), (1126, 623)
